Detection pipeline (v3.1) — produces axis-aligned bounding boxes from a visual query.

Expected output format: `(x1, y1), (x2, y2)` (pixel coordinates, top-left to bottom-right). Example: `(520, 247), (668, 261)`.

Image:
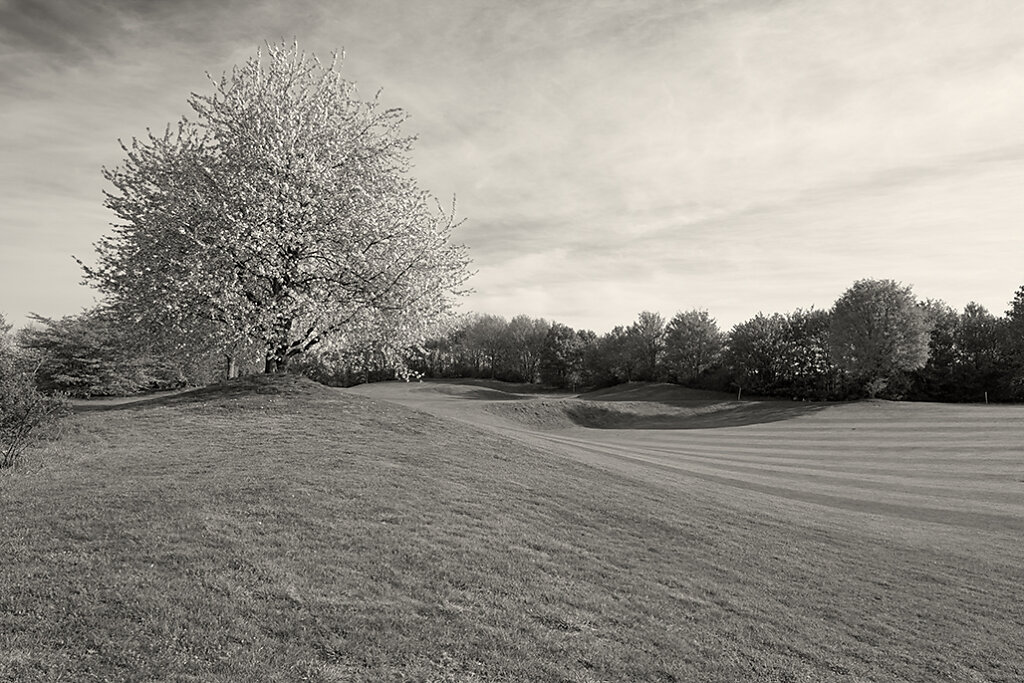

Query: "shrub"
(1, 318), (67, 467)
(17, 310), (189, 398)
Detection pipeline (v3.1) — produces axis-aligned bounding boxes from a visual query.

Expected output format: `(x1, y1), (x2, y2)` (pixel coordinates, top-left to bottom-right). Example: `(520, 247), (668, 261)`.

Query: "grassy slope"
(2, 376), (1023, 682)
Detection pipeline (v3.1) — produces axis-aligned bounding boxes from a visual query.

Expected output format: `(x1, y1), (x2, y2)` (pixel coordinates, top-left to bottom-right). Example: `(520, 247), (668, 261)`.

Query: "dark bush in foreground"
(0, 350), (67, 468)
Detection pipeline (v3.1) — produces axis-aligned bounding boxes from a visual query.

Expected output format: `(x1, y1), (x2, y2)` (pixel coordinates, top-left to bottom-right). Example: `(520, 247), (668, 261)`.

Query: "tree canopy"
(829, 279), (930, 397)
(663, 309), (723, 385)
(82, 42), (471, 373)
(1004, 286), (1024, 399)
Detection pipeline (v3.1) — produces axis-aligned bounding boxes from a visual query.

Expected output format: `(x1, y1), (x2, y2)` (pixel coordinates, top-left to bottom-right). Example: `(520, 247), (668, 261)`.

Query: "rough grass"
(3, 375), (1024, 681)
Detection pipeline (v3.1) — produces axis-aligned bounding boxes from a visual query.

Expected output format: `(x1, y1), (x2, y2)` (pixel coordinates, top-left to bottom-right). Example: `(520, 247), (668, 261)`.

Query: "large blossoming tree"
(83, 43), (472, 374)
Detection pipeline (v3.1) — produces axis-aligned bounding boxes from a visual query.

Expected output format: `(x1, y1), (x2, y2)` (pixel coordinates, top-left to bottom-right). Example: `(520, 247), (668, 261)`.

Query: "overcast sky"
(3, 0), (1023, 333)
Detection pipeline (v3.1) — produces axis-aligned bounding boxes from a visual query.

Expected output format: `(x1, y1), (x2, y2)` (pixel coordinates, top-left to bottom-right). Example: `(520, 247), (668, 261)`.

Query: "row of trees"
(411, 280), (1024, 402)
(3, 45), (1021, 406)
(411, 309), (719, 390)
(6, 279), (1023, 402)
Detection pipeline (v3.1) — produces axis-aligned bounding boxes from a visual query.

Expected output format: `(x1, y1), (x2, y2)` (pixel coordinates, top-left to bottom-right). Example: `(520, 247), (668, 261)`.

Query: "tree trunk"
(264, 344), (292, 374)
(225, 355), (238, 380)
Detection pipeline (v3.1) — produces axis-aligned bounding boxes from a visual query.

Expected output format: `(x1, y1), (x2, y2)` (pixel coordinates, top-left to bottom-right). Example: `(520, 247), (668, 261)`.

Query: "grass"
(3, 375), (1024, 681)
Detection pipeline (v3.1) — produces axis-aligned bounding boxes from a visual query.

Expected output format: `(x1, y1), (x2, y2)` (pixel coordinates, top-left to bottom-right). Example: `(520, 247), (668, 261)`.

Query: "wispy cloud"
(2, 0), (1023, 330)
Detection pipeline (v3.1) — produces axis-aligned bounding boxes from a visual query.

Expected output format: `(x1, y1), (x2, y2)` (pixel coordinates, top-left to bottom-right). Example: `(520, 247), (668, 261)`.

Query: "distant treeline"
(6, 279), (1024, 402)
(409, 280), (1024, 402)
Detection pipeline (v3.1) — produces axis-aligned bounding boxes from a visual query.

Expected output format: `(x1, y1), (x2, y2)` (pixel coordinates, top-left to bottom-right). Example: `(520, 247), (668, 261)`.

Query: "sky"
(2, 0), (1023, 334)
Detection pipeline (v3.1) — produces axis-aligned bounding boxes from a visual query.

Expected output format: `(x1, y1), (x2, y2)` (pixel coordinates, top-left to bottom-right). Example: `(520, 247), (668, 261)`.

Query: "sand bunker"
(485, 396), (825, 430)
(353, 379), (828, 431)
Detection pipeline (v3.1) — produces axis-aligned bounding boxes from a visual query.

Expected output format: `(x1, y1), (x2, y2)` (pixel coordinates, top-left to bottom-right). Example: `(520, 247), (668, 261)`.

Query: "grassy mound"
(421, 377), (557, 395)
(4, 376), (1024, 681)
(72, 374), (338, 412)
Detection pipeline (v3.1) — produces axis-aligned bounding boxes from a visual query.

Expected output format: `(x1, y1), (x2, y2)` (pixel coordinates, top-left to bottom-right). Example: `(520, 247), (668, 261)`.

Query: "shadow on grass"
(579, 382), (740, 407)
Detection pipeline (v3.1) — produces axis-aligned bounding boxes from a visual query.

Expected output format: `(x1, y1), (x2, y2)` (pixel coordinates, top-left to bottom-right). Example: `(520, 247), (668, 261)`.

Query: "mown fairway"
(356, 380), (1024, 532)
(3, 376), (1024, 682)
